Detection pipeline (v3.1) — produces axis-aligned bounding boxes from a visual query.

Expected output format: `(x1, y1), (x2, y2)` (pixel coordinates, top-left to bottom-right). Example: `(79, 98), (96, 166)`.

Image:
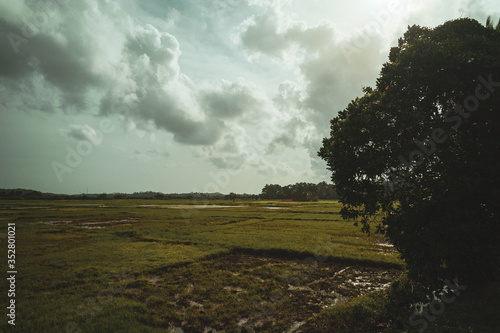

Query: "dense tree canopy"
(319, 18), (500, 285)
(260, 182), (339, 201)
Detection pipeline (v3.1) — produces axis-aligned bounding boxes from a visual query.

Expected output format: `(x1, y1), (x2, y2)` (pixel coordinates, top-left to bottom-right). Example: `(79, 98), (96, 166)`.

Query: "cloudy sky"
(0, 0), (498, 195)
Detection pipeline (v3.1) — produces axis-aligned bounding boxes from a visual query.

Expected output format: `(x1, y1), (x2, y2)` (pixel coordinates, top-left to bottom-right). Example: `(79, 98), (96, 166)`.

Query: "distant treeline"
(0, 188), (259, 201)
(260, 182), (339, 201)
(0, 185), (338, 201)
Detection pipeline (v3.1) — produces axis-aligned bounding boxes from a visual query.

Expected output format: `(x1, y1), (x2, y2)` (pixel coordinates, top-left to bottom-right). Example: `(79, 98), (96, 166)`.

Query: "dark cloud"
(200, 81), (264, 120)
(266, 118), (307, 154)
(0, 3), (108, 109)
(239, 3), (384, 126)
(0, 18), (36, 79)
(237, 1), (389, 178)
(1, 1), (265, 149)
(98, 22), (229, 146)
(100, 88), (226, 146)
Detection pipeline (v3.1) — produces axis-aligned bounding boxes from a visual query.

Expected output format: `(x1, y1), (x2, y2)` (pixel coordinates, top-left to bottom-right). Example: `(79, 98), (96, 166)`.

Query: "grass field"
(1, 199), (404, 332)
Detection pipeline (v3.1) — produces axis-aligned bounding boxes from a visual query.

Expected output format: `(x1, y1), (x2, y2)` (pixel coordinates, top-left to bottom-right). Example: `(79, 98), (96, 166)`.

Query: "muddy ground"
(120, 252), (401, 332)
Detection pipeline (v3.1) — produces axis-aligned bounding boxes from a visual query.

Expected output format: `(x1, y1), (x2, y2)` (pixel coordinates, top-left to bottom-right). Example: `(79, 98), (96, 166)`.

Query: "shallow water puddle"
(36, 218), (139, 229)
(262, 206), (289, 209)
(137, 204), (248, 209)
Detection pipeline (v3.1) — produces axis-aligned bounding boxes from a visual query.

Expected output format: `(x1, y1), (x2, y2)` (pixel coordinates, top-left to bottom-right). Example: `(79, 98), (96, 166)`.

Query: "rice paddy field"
(1, 199), (405, 332)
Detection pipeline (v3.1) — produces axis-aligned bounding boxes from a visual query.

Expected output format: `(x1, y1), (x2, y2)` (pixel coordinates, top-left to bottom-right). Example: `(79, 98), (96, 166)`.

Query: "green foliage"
(260, 181), (339, 200)
(318, 18), (500, 286)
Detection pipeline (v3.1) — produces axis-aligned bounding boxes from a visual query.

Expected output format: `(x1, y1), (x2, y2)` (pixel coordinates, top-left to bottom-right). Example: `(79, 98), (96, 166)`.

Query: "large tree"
(318, 18), (500, 285)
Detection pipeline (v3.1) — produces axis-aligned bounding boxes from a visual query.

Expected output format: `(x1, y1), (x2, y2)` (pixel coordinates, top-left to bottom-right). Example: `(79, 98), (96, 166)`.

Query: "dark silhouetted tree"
(260, 182), (338, 200)
(319, 18), (500, 286)
(486, 16), (500, 31)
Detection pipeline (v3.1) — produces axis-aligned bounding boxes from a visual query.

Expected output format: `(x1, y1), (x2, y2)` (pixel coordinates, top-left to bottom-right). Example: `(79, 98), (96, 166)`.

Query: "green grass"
(2, 199), (496, 332)
(1, 199), (404, 332)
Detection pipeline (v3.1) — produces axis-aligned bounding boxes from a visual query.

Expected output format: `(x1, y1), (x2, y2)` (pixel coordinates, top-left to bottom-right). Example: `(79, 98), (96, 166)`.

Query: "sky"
(0, 0), (498, 195)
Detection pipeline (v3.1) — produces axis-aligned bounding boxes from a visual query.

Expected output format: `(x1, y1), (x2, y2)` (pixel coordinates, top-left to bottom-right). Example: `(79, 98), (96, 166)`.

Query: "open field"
(0, 199), (403, 332)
